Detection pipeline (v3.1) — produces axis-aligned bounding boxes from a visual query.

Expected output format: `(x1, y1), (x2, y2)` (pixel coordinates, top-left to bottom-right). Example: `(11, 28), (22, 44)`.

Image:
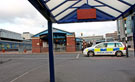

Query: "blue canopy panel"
(33, 28), (74, 37)
(29, 0), (135, 23)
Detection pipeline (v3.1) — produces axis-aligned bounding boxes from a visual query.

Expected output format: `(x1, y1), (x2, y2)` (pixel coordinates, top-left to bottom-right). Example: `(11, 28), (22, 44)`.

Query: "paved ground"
(0, 51), (135, 82)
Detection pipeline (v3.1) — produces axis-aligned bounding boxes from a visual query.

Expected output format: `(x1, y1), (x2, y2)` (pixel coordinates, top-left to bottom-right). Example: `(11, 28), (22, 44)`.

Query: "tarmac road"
(0, 51), (135, 82)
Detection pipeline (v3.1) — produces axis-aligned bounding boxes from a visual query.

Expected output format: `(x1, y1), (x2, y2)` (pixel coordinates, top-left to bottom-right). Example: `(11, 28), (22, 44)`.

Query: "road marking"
(10, 65), (43, 82)
(76, 54), (80, 59)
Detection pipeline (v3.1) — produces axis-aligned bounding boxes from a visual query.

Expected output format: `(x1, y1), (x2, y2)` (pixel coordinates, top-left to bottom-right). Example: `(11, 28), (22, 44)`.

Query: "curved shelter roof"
(29, 0), (135, 23)
(33, 28), (74, 37)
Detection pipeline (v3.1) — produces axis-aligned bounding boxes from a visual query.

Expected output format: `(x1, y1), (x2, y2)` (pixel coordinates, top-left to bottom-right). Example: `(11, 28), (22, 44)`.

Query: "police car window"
(107, 43), (115, 47)
(116, 43), (122, 47)
(95, 43), (106, 48)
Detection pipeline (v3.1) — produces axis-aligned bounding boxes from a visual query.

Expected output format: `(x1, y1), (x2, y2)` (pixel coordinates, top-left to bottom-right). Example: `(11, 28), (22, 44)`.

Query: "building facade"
(80, 35), (105, 44)
(32, 28), (77, 53)
(117, 12), (135, 48)
(106, 31), (118, 42)
(0, 29), (23, 41)
(0, 29), (32, 51)
(22, 32), (33, 40)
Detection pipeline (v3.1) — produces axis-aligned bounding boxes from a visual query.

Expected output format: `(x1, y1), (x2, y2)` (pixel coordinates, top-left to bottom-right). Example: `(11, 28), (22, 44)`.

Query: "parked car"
(83, 42), (126, 57)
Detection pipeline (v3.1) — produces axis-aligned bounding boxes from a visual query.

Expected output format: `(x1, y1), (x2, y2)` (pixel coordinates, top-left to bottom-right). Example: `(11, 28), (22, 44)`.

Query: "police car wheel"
(88, 51), (94, 57)
(116, 51), (123, 57)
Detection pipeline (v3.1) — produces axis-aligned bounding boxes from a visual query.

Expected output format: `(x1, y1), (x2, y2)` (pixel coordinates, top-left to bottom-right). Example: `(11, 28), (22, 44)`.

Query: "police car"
(83, 42), (126, 57)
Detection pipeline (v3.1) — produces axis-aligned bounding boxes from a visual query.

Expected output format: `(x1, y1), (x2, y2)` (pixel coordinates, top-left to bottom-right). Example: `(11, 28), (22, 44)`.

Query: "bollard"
(2, 49), (5, 53)
(24, 49), (27, 53)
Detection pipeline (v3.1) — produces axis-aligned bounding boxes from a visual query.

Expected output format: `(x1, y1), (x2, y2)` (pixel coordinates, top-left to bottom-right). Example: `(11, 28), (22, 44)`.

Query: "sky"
(0, 0), (117, 37)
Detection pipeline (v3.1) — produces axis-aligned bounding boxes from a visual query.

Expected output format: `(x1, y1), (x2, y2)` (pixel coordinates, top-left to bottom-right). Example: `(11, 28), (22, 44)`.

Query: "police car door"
(94, 43), (107, 55)
(106, 43), (115, 55)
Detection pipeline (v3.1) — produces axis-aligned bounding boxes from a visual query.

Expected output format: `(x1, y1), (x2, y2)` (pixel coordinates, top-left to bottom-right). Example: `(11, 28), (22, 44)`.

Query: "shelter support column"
(66, 35), (76, 52)
(48, 21), (55, 82)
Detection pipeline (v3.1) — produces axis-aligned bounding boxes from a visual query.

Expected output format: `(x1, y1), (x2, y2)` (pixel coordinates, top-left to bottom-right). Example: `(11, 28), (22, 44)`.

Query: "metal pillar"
(126, 42), (129, 57)
(124, 20), (129, 57)
(48, 21), (55, 82)
(133, 15), (135, 57)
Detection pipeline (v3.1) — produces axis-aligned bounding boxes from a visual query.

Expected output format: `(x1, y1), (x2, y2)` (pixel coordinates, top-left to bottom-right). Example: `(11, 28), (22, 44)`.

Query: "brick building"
(32, 28), (76, 53)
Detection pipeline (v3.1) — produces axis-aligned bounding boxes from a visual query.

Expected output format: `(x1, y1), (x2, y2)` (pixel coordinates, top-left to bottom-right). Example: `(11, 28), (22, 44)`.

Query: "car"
(83, 42), (126, 57)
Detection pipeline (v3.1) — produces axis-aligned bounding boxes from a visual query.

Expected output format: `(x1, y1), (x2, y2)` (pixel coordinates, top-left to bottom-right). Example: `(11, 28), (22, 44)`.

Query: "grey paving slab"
(0, 51), (135, 82)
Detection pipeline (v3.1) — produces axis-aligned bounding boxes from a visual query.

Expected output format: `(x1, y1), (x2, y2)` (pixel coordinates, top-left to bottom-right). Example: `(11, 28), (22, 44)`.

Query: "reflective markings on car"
(107, 48), (113, 51)
(113, 48), (119, 51)
(120, 47), (124, 50)
(92, 47), (124, 52)
(94, 48), (100, 52)
(100, 49), (106, 51)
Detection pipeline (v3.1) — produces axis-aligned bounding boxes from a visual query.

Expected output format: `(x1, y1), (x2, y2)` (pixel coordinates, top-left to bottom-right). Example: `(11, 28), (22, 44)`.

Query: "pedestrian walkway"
(0, 51), (32, 55)
(0, 51), (82, 55)
(128, 48), (134, 51)
(0, 49), (134, 55)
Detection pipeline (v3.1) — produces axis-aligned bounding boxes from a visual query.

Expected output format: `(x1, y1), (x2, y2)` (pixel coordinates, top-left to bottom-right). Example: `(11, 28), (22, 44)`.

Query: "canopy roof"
(33, 28), (74, 37)
(29, 0), (135, 23)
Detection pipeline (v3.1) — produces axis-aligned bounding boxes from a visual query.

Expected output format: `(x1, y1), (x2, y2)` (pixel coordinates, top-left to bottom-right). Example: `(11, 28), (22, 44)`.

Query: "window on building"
(128, 37), (133, 41)
(43, 42), (48, 47)
(126, 15), (133, 35)
(11, 44), (15, 49)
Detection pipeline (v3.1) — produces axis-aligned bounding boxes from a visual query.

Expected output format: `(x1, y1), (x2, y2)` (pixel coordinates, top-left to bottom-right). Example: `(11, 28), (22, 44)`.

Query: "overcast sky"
(0, 0), (117, 37)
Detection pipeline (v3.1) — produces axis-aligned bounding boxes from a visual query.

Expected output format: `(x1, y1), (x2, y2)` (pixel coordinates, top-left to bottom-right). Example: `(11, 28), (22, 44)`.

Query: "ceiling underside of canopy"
(29, 0), (135, 23)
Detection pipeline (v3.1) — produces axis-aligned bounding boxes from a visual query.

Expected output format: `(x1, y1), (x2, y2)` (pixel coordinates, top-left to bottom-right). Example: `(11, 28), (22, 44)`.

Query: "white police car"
(83, 42), (126, 57)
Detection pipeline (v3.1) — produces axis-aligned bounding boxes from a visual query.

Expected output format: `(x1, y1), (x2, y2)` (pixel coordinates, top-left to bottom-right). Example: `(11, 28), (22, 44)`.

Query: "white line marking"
(10, 65), (43, 82)
(76, 54), (80, 59)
